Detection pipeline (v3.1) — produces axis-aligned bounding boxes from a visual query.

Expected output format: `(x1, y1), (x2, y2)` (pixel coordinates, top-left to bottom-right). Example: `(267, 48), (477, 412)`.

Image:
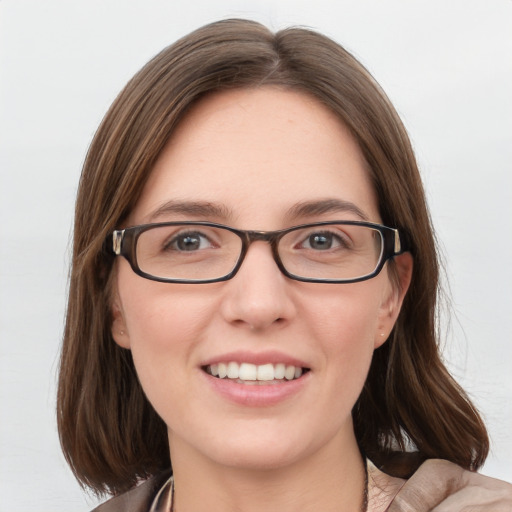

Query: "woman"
(57, 19), (512, 511)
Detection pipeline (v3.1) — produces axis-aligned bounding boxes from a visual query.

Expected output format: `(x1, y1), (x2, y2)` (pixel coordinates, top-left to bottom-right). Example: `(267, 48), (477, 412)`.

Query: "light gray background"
(1, 1), (511, 510)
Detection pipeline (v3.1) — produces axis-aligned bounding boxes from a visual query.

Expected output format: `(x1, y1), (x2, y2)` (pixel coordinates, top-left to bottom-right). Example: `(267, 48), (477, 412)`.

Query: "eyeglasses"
(109, 221), (404, 284)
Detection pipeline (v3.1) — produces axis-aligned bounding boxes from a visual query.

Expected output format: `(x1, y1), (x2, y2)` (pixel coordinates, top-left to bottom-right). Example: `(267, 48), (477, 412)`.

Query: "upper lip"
(200, 350), (310, 369)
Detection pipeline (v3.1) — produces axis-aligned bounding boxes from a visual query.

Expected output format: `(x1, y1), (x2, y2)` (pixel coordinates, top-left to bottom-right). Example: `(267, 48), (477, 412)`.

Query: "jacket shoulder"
(387, 459), (512, 511)
(91, 471), (172, 512)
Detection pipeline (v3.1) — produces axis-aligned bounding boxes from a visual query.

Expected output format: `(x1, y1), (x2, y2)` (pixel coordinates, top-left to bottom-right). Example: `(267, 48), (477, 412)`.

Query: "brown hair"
(57, 18), (488, 496)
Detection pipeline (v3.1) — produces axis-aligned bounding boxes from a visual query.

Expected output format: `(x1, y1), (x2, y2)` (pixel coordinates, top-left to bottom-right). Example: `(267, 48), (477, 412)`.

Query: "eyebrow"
(146, 200), (233, 222)
(145, 198), (369, 224)
(285, 199), (370, 222)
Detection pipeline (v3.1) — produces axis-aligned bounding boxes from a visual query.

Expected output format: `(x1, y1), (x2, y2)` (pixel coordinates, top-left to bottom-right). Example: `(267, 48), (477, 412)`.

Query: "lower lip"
(202, 371), (310, 407)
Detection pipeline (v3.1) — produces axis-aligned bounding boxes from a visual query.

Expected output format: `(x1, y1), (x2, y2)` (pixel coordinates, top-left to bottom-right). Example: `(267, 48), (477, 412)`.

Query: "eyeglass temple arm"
(113, 230), (125, 255)
(393, 229), (402, 254)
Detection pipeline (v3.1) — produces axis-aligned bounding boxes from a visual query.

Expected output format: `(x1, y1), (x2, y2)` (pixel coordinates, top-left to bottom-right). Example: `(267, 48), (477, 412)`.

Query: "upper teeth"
(207, 362), (303, 381)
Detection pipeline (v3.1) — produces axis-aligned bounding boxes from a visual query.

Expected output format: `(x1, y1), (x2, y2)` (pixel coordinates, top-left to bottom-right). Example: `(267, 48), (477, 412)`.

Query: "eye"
(300, 231), (346, 251)
(167, 231), (213, 252)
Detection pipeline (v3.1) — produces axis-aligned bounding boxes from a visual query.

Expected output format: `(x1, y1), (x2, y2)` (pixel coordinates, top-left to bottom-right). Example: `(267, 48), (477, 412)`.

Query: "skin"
(111, 87), (412, 512)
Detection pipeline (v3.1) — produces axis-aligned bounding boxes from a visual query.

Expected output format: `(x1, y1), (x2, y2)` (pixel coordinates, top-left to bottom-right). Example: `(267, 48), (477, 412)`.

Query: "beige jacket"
(93, 460), (512, 512)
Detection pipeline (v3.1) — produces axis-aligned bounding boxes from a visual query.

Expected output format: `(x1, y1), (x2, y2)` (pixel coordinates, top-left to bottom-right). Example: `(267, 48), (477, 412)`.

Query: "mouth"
(203, 362), (310, 385)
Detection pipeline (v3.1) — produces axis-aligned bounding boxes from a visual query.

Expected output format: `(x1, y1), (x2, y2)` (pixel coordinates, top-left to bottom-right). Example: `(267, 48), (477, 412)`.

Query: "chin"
(177, 419), (336, 474)
(208, 442), (306, 472)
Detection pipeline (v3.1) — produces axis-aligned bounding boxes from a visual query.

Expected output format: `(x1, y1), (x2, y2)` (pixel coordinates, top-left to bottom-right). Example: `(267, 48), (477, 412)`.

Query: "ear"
(374, 252), (413, 349)
(111, 296), (131, 349)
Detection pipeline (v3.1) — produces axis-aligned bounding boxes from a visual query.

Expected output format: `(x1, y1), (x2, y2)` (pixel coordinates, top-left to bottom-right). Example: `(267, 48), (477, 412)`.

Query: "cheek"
(116, 269), (216, 385)
(120, 290), (215, 427)
(302, 283), (383, 346)
(299, 283), (385, 394)
(118, 263), (211, 342)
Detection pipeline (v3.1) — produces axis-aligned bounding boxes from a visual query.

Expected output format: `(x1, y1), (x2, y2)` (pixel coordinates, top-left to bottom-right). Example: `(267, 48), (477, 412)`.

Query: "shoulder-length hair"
(57, 18), (488, 496)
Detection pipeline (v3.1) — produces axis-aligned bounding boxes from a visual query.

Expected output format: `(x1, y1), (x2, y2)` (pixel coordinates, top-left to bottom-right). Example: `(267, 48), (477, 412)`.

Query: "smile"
(204, 362), (309, 384)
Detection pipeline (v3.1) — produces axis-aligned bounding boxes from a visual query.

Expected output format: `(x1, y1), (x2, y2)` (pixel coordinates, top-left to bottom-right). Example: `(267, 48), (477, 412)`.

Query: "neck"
(169, 429), (367, 512)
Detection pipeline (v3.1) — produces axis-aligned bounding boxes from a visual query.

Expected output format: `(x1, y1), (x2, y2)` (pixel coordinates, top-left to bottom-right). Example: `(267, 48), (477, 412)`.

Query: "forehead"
(129, 87), (380, 227)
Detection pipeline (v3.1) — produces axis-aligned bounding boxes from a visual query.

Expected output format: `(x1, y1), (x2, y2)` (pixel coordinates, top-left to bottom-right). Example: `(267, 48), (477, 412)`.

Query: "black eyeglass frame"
(109, 220), (405, 284)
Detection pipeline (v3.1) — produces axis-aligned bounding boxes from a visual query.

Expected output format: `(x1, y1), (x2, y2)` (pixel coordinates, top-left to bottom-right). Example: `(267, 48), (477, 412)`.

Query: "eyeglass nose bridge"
(244, 230), (281, 243)
(235, 229), (286, 274)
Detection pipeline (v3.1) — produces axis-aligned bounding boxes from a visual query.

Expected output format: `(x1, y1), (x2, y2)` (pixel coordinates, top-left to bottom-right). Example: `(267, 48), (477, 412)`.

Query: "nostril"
(247, 317), (285, 330)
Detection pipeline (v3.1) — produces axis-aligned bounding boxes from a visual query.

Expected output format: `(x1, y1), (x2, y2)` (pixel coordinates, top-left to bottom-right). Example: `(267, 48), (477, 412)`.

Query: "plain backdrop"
(1, 1), (511, 510)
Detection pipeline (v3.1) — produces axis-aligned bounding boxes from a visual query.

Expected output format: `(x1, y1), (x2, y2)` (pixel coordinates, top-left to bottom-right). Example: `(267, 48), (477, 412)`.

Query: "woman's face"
(112, 88), (410, 473)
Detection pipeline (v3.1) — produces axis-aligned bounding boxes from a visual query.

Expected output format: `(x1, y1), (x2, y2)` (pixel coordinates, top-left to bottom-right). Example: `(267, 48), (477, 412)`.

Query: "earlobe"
(374, 252), (413, 348)
(111, 300), (131, 349)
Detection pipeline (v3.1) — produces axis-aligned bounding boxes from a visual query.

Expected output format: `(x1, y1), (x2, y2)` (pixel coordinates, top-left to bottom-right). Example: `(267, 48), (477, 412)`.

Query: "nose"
(219, 241), (296, 331)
